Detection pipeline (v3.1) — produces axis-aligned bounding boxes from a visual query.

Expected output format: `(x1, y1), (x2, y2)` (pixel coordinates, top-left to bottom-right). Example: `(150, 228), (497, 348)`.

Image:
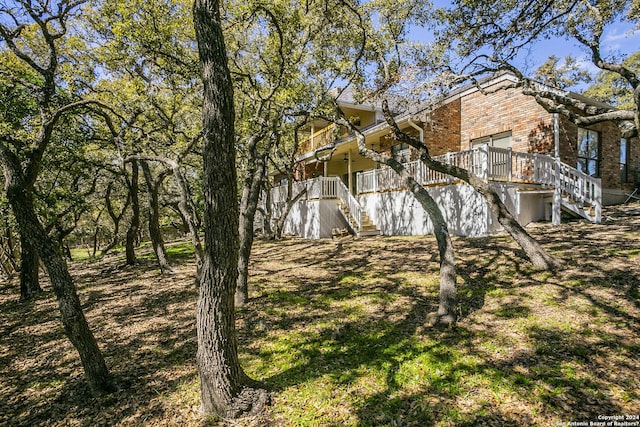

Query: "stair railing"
(335, 178), (362, 230)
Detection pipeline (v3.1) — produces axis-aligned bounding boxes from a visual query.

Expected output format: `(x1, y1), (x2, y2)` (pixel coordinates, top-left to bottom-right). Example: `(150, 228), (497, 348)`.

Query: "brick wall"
(422, 98), (461, 156)
(458, 81), (631, 190)
(559, 118), (627, 189)
(460, 81), (554, 153)
(629, 137), (640, 188)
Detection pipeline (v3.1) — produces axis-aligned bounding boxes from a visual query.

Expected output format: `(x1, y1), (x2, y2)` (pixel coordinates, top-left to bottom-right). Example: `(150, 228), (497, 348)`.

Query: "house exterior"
(264, 73), (639, 239)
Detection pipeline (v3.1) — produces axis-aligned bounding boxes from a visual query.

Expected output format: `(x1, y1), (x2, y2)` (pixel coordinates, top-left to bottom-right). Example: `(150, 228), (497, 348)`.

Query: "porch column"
(347, 149), (353, 194)
(553, 159), (562, 226)
(552, 114), (561, 226)
(310, 123), (315, 150)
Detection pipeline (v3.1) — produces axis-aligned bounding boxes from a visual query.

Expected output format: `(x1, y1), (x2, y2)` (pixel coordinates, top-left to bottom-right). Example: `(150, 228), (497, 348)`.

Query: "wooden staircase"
(519, 187), (598, 223)
(337, 201), (380, 237)
(560, 193), (598, 221)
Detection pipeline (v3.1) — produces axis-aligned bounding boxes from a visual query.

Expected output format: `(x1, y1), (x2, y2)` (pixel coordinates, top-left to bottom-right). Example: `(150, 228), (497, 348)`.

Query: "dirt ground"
(0, 203), (639, 426)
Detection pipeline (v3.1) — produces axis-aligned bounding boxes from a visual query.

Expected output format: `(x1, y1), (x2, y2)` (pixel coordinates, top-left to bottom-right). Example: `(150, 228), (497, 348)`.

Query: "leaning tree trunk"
(125, 160), (140, 265)
(466, 173), (560, 270)
(141, 161), (174, 274)
(380, 102), (560, 271)
(19, 234), (41, 301)
(389, 161), (457, 326)
(338, 113), (458, 326)
(193, 0), (268, 418)
(236, 149), (267, 306)
(0, 152), (113, 394)
(416, 152), (561, 271)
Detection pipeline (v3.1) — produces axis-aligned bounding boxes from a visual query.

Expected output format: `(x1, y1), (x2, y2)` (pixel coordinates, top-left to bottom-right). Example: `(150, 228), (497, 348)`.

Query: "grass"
(1, 204), (639, 426)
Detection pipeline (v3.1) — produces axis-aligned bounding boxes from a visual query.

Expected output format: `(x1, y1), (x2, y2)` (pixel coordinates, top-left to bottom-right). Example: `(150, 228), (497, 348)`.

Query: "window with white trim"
(577, 128), (600, 178)
(471, 131), (512, 150)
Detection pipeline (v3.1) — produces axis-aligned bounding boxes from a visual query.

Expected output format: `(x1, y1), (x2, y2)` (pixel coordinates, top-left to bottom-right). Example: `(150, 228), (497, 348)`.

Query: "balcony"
(298, 124), (349, 155)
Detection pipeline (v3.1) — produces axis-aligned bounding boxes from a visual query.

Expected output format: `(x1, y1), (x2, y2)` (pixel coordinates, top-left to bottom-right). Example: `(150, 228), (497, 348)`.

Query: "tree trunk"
(236, 150), (267, 306)
(91, 213), (102, 258)
(141, 161), (174, 274)
(102, 181), (130, 256)
(466, 173), (560, 270)
(0, 223), (19, 279)
(273, 184), (307, 240)
(259, 182), (274, 237)
(19, 222), (41, 301)
(341, 114), (458, 326)
(125, 161), (140, 265)
(171, 165), (204, 284)
(393, 165), (457, 326)
(193, 0), (268, 418)
(0, 151), (113, 394)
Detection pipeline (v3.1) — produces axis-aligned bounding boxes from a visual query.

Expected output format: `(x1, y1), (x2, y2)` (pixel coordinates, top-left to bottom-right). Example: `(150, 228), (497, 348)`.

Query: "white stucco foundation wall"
(358, 184), (491, 237)
(282, 199), (348, 239)
(359, 183), (547, 238)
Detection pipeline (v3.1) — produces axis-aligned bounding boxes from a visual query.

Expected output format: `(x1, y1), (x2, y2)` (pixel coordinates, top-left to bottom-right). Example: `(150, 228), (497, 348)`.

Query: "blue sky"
(407, 1), (640, 81)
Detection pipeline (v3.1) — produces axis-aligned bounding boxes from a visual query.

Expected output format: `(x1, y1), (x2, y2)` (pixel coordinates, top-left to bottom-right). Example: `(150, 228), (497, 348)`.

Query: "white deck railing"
(269, 176), (363, 229)
(355, 144), (601, 221)
(335, 178), (362, 230)
(307, 176), (337, 199)
(270, 146), (602, 224)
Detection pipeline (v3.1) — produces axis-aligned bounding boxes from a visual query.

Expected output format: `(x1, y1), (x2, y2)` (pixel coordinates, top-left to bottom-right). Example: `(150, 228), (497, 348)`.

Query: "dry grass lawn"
(1, 204), (639, 426)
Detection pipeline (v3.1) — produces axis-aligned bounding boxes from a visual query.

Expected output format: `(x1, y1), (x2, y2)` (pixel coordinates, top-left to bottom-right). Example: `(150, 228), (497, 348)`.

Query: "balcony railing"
(298, 124), (350, 155)
(355, 144), (601, 221)
(271, 145), (602, 224)
(271, 177), (339, 203)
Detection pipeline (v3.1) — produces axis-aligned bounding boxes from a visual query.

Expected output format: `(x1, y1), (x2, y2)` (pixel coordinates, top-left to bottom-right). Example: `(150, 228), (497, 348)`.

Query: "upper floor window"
(471, 131), (512, 150)
(620, 138), (630, 183)
(577, 128), (600, 178)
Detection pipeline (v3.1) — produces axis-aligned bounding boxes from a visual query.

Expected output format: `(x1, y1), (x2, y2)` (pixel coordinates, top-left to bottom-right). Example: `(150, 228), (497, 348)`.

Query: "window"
(620, 138), (630, 183)
(392, 143), (411, 163)
(577, 128), (600, 177)
(471, 131), (512, 149)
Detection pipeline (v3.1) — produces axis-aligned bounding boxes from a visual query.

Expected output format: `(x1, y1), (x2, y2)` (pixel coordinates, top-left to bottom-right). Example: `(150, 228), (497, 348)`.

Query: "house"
(264, 73), (639, 239)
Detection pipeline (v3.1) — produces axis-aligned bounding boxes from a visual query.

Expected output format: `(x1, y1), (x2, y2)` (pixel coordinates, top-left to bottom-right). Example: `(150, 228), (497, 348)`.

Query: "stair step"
(358, 229), (381, 236)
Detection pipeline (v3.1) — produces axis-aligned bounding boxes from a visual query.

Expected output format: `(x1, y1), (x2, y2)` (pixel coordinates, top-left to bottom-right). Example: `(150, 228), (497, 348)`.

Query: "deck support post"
(553, 159), (562, 226)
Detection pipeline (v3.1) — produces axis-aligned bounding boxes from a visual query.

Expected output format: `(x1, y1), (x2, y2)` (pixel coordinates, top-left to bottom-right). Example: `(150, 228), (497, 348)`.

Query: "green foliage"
(535, 55), (592, 91)
(0, 52), (41, 146)
(583, 51), (640, 109)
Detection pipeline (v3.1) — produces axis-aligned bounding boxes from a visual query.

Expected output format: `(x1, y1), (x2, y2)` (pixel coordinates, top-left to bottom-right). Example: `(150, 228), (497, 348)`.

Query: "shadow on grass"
(0, 251), (201, 426)
(240, 227), (639, 425)
(2, 206), (639, 426)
